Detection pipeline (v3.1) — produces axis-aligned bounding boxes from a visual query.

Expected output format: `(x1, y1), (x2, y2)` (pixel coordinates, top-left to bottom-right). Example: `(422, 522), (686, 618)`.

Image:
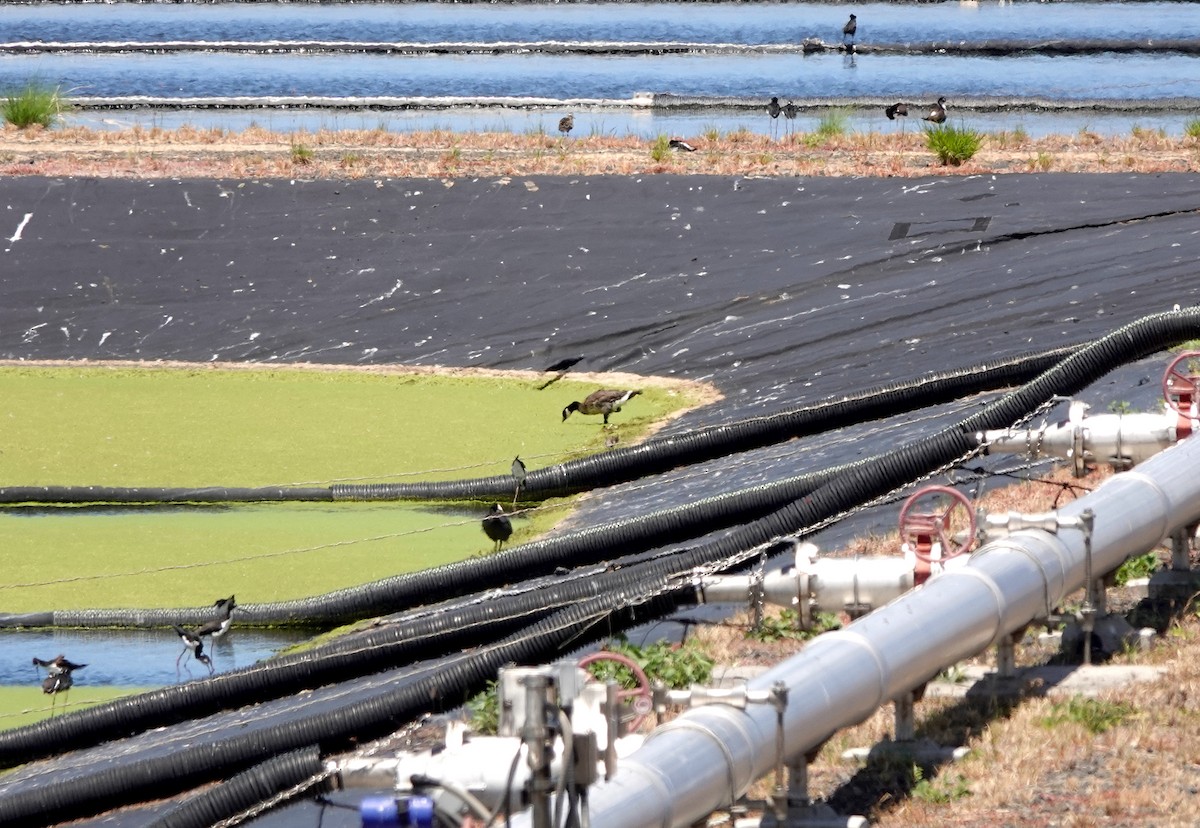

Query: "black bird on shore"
(923, 97), (947, 124)
(558, 114), (575, 137)
(885, 102), (909, 120)
(195, 595), (237, 639)
(171, 624), (214, 677)
(562, 389), (641, 426)
(669, 138), (697, 152)
(766, 97), (782, 138)
(482, 503), (514, 552)
(538, 355), (584, 390)
(782, 101), (798, 135)
(843, 14), (857, 45)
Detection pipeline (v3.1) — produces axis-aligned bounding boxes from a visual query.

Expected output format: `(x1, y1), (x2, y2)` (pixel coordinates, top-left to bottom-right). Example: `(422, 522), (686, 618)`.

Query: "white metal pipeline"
(511, 435), (1200, 828)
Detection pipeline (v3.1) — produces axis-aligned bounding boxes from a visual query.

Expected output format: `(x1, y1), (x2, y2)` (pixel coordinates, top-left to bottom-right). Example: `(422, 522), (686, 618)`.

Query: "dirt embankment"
(2, 123), (1198, 178)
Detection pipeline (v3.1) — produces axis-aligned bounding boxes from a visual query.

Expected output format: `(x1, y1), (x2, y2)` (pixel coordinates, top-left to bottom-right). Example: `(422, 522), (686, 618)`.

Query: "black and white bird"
(885, 102), (909, 121)
(32, 654), (87, 677)
(669, 138), (697, 152)
(843, 14), (857, 45)
(766, 97), (782, 139)
(195, 595), (237, 639)
(558, 114), (575, 137)
(562, 389), (642, 426)
(482, 503), (514, 552)
(171, 624), (214, 677)
(782, 101), (798, 136)
(511, 456), (527, 505)
(35, 656), (85, 715)
(923, 97), (947, 124)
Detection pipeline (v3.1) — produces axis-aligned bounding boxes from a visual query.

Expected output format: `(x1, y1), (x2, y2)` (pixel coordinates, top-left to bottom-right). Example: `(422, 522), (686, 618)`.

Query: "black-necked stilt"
(782, 101), (798, 136)
(511, 456), (527, 505)
(35, 657), (85, 716)
(843, 14), (857, 47)
(562, 389), (642, 426)
(195, 594), (237, 639)
(482, 503), (514, 552)
(885, 103), (909, 121)
(923, 97), (948, 124)
(171, 624), (214, 677)
(558, 114), (574, 137)
(33, 654), (87, 677)
(766, 97), (782, 139)
(669, 138), (697, 152)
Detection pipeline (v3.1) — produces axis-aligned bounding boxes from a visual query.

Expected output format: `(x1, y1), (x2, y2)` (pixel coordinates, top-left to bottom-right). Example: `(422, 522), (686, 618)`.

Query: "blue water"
(1, 627), (312, 687)
(4, 2), (1200, 46)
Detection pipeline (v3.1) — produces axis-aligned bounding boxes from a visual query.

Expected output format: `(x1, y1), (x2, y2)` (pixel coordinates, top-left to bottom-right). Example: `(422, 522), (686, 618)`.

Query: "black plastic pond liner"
(3, 310), (1198, 826)
(147, 746), (327, 828)
(0, 344), (1078, 510)
(0, 587), (686, 828)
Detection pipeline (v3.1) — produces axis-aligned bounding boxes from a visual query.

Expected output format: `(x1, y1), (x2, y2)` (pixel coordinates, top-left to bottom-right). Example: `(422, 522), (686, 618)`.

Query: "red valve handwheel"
(1162, 351), (1200, 417)
(898, 485), (978, 563)
(578, 650), (654, 732)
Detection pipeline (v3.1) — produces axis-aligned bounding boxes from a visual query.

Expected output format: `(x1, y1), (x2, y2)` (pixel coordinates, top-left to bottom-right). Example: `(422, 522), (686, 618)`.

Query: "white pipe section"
(980, 411), (1181, 469)
(512, 436), (1200, 828)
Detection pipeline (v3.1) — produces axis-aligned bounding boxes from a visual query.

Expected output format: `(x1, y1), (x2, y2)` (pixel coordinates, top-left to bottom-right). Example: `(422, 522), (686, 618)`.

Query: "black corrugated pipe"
(0, 586), (688, 828)
(0, 344), (1077, 509)
(5, 463), (841, 630)
(147, 746), (328, 828)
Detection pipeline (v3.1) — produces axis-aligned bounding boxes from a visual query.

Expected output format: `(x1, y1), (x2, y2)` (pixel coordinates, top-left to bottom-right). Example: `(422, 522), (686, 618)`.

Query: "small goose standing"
(482, 503), (514, 552)
(562, 389), (642, 426)
(922, 97), (947, 124)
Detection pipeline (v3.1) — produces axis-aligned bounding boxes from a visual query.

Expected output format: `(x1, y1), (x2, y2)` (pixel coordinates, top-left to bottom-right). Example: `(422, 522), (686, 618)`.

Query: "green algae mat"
(0, 362), (709, 612)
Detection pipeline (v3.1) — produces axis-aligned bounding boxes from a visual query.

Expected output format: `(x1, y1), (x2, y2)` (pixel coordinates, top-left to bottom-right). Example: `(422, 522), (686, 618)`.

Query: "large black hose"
(3, 311), (1197, 826)
(147, 746), (328, 828)
(0, 344), (1076, 508)
(3, 463), (841, 630)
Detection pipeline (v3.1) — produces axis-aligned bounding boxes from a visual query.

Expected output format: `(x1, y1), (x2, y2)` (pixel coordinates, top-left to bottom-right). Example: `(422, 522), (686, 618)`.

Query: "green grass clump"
(924, 123), (984, 166)
(1186, 119), (1200, 139)
(814, 107), (850, 139)
(1040, 695), (1134, 734)
(2, 83), (69, 129)
(650, 134), (671, 162)
(1113, 550), (1160, 586)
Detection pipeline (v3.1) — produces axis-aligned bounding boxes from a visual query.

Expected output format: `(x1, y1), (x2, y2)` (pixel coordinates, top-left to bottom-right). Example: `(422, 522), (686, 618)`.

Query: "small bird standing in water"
(195, 595), (237, 639)
(482, 503), (514, 552)
(843, 14), (857, 46)
(34, 656), (86, 716)
(923, 97), (948, 124)
(558, 114), (575, 137)
(782, 101), (798, 136)
(171, 624), (214, 677)
(562, 389), (642, 426)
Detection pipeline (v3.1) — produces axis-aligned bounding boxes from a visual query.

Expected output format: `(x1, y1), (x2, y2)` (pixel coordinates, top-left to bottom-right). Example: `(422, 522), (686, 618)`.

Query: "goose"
(562, 389), (642, 425)
(885, 102), (909, 120)
(482, 503), (514, 552)
(923, 97), (947, 124)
